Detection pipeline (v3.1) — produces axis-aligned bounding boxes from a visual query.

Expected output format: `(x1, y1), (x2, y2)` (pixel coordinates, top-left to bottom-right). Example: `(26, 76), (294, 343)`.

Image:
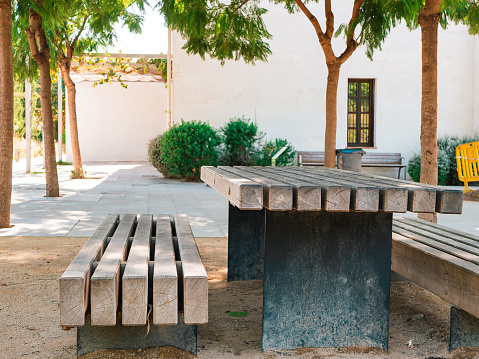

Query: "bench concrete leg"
(227, 203), (265, 281)
(450, 306), (479, 350)
(262, 210), (392, 351)
(77, 313), (197, 357)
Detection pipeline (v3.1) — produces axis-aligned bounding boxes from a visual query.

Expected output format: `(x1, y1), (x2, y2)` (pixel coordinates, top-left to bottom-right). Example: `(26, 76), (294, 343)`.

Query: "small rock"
(408, 339), (415, 348)
(411, 314), (424, 321)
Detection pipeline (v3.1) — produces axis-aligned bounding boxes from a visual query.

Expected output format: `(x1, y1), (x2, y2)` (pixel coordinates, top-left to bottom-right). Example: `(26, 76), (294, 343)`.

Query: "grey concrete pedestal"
(262, 210), (392, 351)
(450, 306), (479, 350)
(77, 312), (196, 357)
(227, 203), (265, 281)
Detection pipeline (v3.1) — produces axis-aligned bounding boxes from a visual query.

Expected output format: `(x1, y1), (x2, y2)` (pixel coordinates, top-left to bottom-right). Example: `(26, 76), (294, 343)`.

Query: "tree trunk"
(60, 65), (84, 178)
(26, 6), (59, 197)
(418, 0), (441, 223)
(0, 0), (14, 228)
(324, 62), (341, 168)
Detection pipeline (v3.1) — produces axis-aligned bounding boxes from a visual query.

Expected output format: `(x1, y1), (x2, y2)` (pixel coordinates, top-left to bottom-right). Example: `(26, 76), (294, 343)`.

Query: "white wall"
(171, 1), (476, 168)
(67, 80), (167, 162)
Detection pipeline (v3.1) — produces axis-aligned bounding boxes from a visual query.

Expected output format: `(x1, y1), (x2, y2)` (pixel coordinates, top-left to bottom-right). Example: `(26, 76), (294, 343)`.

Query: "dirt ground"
(1, 236), (479, 359)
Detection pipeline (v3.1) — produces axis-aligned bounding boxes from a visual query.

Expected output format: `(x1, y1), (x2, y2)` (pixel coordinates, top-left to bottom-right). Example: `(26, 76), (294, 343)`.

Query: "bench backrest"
(297, 151), (403, 166)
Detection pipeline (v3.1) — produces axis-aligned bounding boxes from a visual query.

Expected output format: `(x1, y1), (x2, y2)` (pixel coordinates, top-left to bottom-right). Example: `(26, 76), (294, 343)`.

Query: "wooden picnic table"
(200, 165), (463, 351)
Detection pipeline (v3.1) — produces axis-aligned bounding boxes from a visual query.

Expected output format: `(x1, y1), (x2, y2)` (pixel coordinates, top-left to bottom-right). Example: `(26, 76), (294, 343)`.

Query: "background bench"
(392, 217), (479, 350)
(59, 214), (208, 357)
(297, 151), (406, 179)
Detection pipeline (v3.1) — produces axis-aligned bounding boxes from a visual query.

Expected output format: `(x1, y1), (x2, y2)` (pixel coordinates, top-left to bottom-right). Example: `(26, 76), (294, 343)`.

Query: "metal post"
(25, 80), (31, 173)
(57, 70), (63, 162)
(167, 27), (172, 129)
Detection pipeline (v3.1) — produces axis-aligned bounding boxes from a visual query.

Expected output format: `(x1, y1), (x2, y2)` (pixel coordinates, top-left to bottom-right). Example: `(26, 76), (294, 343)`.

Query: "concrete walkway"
(1, 158), (228, 237)
(1, 158), (478, 238)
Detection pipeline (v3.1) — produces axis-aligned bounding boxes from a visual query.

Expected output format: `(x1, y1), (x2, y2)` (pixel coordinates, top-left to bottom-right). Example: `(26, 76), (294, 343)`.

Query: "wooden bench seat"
(297, 151), (406, 179)
(392, 217), (479, 350)
(60, 214), (208, 357)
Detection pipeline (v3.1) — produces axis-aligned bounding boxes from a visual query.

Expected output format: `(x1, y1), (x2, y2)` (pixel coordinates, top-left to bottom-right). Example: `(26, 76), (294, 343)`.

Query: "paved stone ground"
(1, 157), (478, 238)
(1, 158), (228, 237)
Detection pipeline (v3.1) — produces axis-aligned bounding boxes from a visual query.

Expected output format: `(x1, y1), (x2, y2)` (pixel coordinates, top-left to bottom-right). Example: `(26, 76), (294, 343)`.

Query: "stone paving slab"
(1, 159), (228, 238)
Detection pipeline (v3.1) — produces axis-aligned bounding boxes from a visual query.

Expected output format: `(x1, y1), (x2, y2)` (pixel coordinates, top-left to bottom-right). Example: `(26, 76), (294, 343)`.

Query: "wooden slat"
(283, 167), (380, 212)
(153, 215), (178, 325)
(59, 214), (119, 327)
(200, 166), (262, 210)
(392, 233), (479, 319)
(253, 167), (351, 212)
(218, 166), (293, 211)
(235, 166), (322, 211)
(392, 223), (479, 266)
(307, 167), (438, 213)
(90, 214), (137, 326)
(122, 214), (153, 326)
(397, 217), (479, 242)
(295, 167), (408, 212)
(175, 214), (208, 324)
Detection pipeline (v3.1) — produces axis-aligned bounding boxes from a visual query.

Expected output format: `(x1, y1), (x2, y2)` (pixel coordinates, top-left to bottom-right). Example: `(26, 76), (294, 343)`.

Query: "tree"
(0, 0), (14, 228)
(50, 0), (145, 178)
(157, 0), (392, 167)
(389, 0), (477, 222)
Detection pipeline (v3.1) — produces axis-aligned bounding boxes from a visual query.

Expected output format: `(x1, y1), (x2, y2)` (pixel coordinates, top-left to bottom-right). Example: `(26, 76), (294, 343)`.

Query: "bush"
(148, 135), (179, 179)
(160, 120), (220, 181)
(437, 134), (479, 186)
(220, 117), (264, 166)
(407, 149), (451, 185)
(257, 138), (297, 166)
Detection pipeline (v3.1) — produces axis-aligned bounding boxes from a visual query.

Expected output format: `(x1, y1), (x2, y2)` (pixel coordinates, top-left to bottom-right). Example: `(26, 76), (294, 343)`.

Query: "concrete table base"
(77, 313), (197, 357)
(228, 203), (265, 281)
(262, 210), (392, 351)
(450, 306), (479, 350)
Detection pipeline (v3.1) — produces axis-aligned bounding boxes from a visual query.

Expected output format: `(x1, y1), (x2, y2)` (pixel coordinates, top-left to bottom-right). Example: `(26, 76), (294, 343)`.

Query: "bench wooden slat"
(309, 167), (439, 213)
(200, 166), (263, 210)
(235, 166), (322, 211)
(218, 166), (293, 211)
(122, 214), (153, 326)
(60, 214), (119, 327)
(251, 167), (351, 212)
(282, 167), (380, 212)
(394, 217), (479, 250)
(153, 215), (178, 325)
(392, 231), (479, 319)
(393, 223), (479, 266)
(301, 167), (408, 212)
(175, 214), (208, 324)
(90, 214), (137, 326)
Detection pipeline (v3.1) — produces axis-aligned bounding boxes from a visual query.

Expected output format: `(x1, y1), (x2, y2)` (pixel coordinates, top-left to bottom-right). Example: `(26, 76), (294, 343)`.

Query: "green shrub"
(148, 135), (179, 179)
(407, 149), (451, 185)
(160, 120), (220, 181)
(220, 117), (264, 166)
(437, 134), (479, 186)
(257, 138), (297, 166)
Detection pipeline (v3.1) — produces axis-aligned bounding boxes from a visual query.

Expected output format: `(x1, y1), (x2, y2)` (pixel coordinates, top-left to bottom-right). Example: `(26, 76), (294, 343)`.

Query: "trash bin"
(336, 148), (365, 172)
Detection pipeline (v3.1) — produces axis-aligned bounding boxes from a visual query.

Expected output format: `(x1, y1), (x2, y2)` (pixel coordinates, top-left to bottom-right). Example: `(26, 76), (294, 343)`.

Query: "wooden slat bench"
(59, 214), (208, 357)
(297, 151), (407, 179)
(392, 217), (479, 350)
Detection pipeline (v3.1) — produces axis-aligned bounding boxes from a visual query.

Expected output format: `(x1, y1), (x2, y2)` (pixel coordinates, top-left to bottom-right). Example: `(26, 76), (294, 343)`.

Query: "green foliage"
(407, 150), (450, 185)
(147, 134), (179, 179)
(256, 138), (296, 166)
(158, 0), (272, 65)
(438, 133), (479, 185)
(408, 134), (479, 186)
(160, 120), (220, 181)
(220, 117), (264, 166)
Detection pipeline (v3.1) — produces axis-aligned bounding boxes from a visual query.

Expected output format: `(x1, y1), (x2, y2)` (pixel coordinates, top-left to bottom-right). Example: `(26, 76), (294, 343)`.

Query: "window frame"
(347, 79), (375, 148)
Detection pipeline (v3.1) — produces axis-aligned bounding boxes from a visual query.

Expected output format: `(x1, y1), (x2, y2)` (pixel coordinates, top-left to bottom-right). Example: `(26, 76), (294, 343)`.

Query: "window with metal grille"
(347, 79), (374, 147)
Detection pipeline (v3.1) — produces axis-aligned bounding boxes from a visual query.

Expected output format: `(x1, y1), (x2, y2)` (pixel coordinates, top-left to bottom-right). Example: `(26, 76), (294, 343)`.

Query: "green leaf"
(228, 311), (249, 318)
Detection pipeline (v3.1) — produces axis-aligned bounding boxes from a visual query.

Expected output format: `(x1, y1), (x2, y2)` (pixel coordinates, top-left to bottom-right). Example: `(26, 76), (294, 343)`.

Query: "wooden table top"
(200, 166), (463, 214)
